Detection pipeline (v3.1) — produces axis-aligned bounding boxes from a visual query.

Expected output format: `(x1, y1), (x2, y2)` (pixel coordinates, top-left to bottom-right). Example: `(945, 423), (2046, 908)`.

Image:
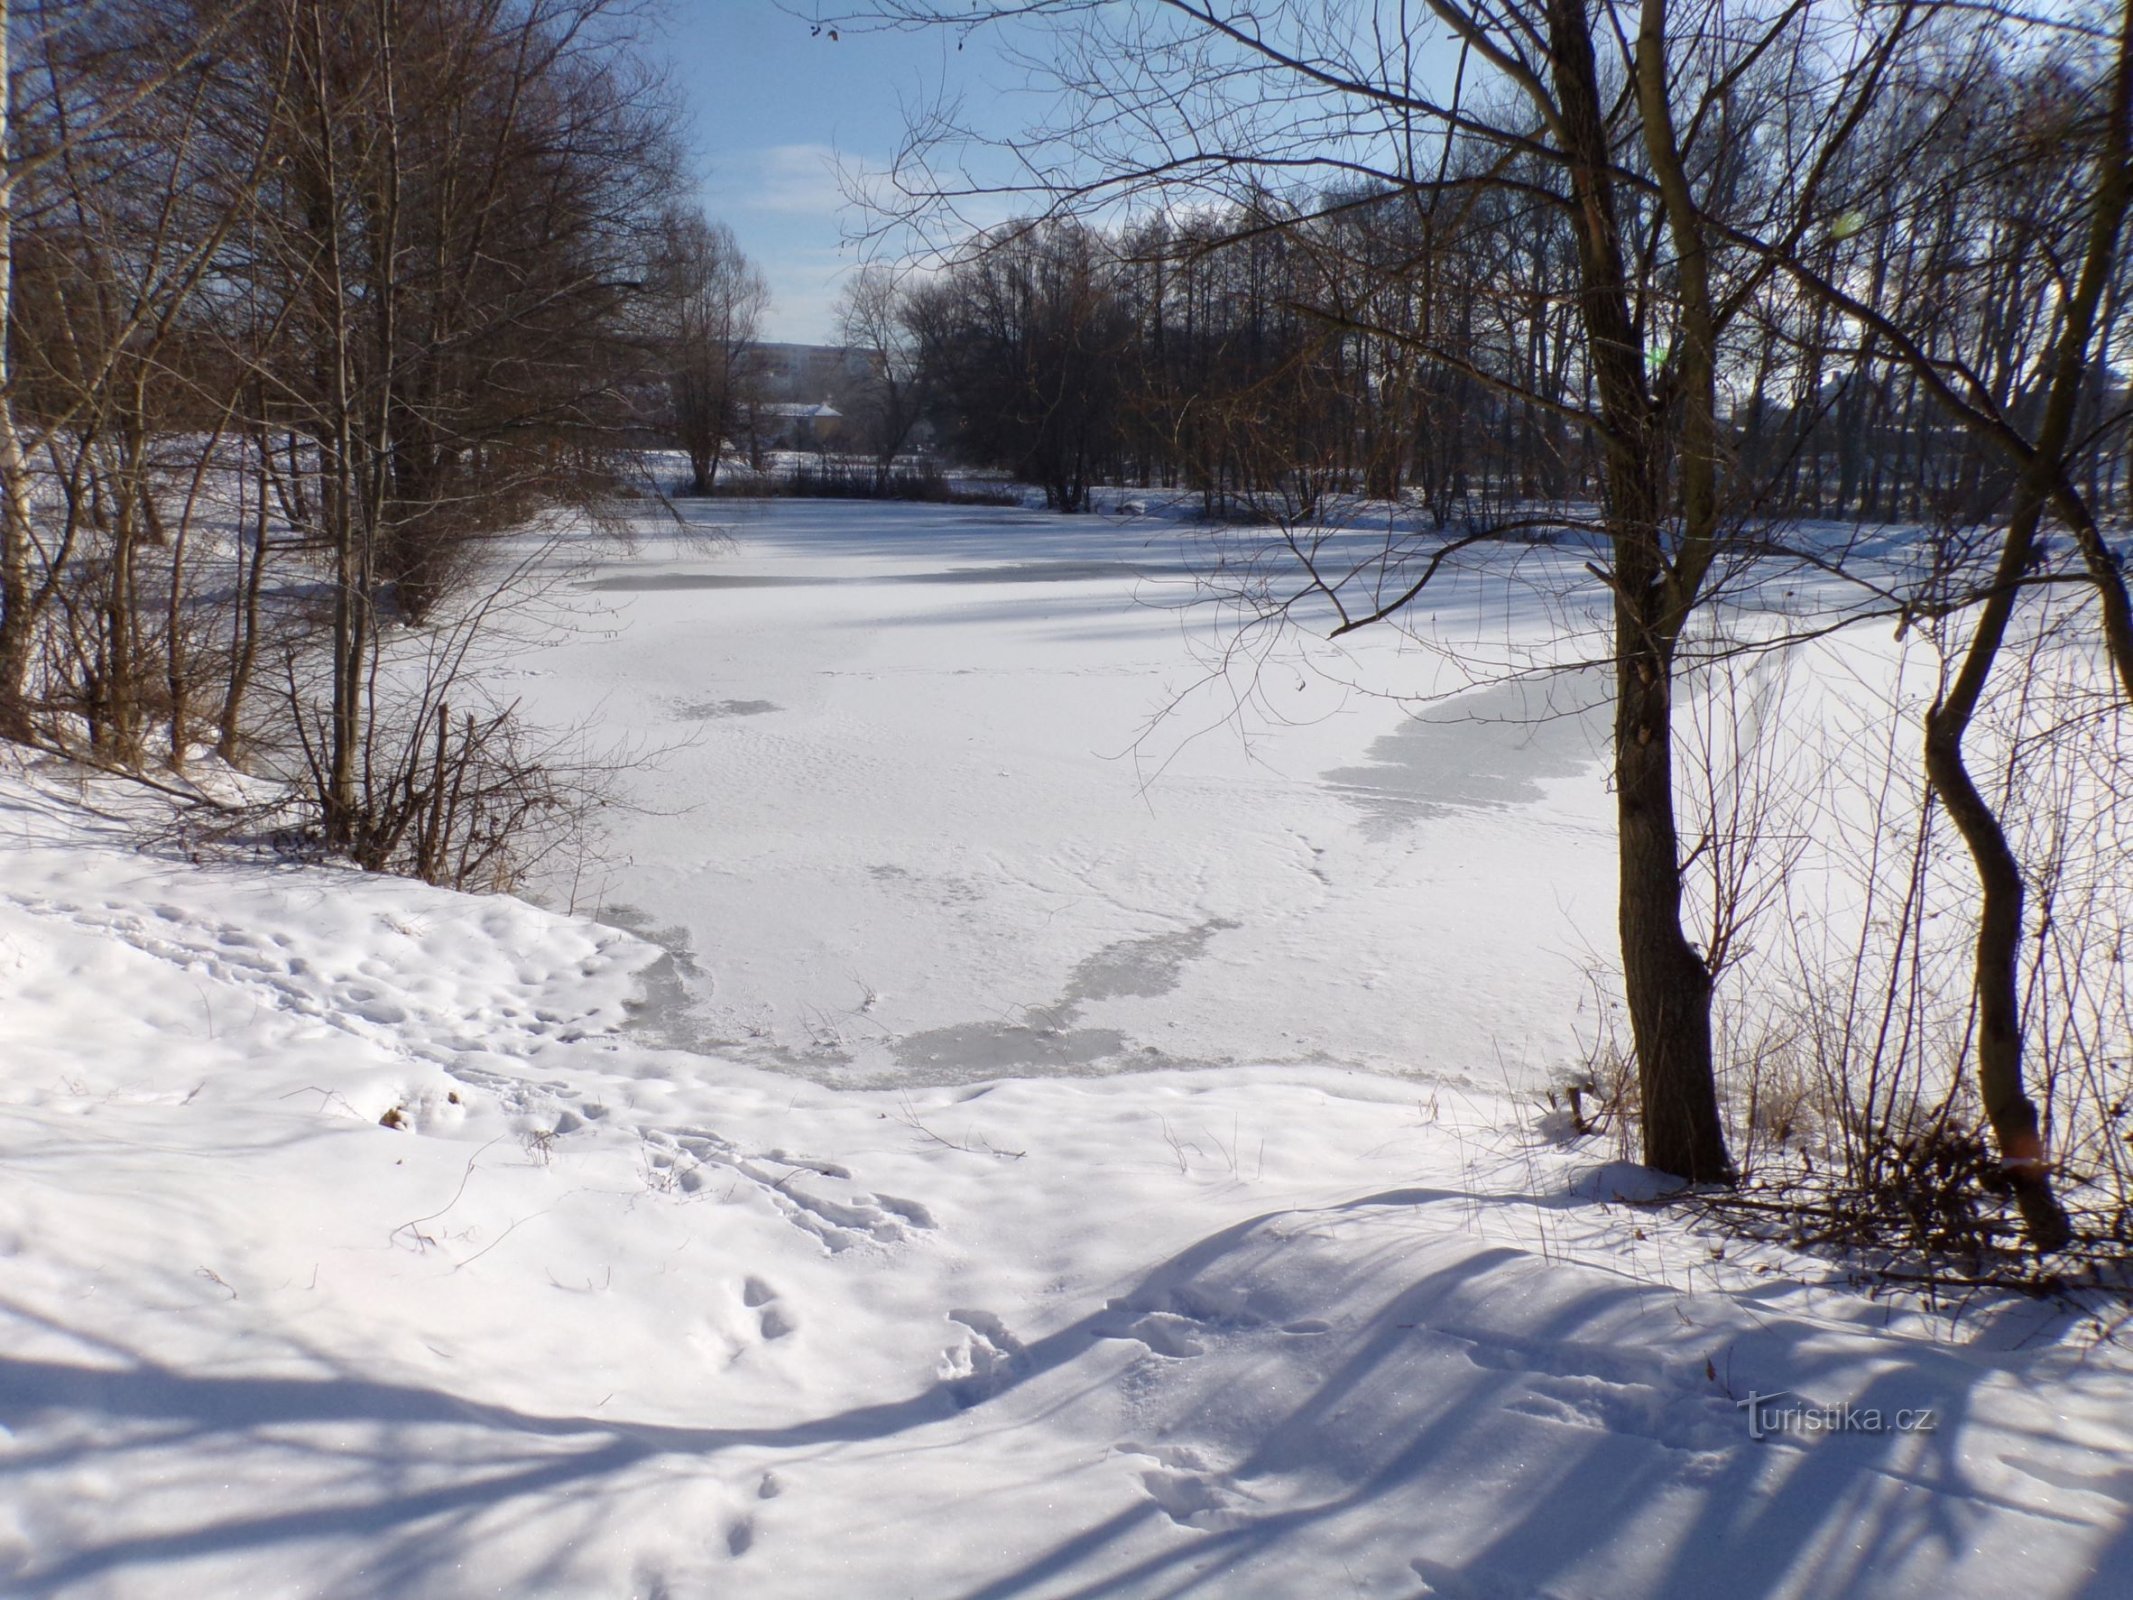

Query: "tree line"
(888, 74), (2132, 535)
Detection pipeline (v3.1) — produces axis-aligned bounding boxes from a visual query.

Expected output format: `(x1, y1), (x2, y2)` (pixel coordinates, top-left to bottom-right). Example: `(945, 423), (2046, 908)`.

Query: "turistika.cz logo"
(1736, 1390), (1938, 1441)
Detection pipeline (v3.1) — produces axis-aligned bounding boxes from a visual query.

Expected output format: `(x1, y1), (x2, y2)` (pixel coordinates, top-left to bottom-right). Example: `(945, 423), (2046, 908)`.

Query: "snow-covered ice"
(3, 499), (2128, 1599)
(527, 499), (1621, 1090)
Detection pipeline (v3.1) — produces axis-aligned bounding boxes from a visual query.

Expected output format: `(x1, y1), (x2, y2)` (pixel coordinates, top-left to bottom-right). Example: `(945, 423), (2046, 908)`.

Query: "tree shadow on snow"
(1, 1181), (2122, 1598)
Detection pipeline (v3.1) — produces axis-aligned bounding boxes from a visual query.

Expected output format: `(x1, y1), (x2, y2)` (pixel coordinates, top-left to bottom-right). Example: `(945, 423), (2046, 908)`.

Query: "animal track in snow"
(1139, 1468), (1252, 1529)
(80, 878), (936, 1257)
(640, 1126), (934, 1254)
(1103, 1310), (1205, 1358)
(1093, 1282), (1275, 1358)
(1448, 1328), (1732, 1454)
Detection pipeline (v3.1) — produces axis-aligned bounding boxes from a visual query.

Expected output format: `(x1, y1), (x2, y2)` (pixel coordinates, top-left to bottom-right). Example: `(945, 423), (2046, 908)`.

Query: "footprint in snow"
(1119, 1311), (1204, 1358)
(742, 1276), (794, 1341)
(941, 1309), (1024, 1407)
(1116, 1445), (1254, 1531)
(1094, 1295), (1228, 1358)
(1140, 1468), (1250, 1529)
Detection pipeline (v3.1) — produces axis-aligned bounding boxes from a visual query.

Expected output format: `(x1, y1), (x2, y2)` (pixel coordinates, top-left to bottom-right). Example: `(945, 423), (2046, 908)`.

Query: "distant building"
(755, 400), (843, 451)
(756, 343), (871, 405)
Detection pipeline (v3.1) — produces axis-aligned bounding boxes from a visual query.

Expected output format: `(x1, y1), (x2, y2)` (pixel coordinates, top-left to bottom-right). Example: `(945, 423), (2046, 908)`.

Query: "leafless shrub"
(1679, 646), (1812, 986)
(1677, 613), (2133, 1276)
(296, 690), (619, 893)
(1561, 968), (1640, 1163)
(1732, 1023), (1821, 1170)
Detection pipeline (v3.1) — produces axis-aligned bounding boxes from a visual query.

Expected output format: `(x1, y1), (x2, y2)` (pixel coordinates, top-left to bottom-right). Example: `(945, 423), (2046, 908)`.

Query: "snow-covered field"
(4, 499), (2130, 1599)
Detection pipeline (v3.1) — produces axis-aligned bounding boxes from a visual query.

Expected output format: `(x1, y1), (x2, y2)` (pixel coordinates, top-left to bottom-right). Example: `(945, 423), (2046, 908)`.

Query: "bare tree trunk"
(219, 423), (272, 765)
(0, 0), (39, 741)
(1550, 0), (1732, 1181)
(1922, 691), (2068, 1250)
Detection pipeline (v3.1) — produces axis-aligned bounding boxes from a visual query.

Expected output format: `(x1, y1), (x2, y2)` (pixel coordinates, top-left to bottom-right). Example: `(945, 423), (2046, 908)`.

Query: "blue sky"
(658, 4), (1470, 343)
(659, 4), (1012, 342)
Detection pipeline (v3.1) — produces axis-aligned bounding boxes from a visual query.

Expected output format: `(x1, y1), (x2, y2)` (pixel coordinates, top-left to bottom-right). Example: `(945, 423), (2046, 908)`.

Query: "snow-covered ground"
(3, 499), (2129, 1599)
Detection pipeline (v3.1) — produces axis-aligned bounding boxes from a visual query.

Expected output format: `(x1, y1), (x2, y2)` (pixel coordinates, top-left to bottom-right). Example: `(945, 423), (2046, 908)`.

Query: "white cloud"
(707, 143), (857, 218)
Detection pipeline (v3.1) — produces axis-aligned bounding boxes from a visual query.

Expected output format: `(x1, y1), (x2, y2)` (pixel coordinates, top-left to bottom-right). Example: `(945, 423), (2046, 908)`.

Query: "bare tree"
(649, 209), (768, 494)
(1649, 10), (2133, 1248)
(834, 263), (926, 488)
(223, 0), (677, 848)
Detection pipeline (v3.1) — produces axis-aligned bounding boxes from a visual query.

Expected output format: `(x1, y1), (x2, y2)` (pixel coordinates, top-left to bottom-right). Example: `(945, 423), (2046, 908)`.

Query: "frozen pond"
(512, 499), (1617, 1089)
